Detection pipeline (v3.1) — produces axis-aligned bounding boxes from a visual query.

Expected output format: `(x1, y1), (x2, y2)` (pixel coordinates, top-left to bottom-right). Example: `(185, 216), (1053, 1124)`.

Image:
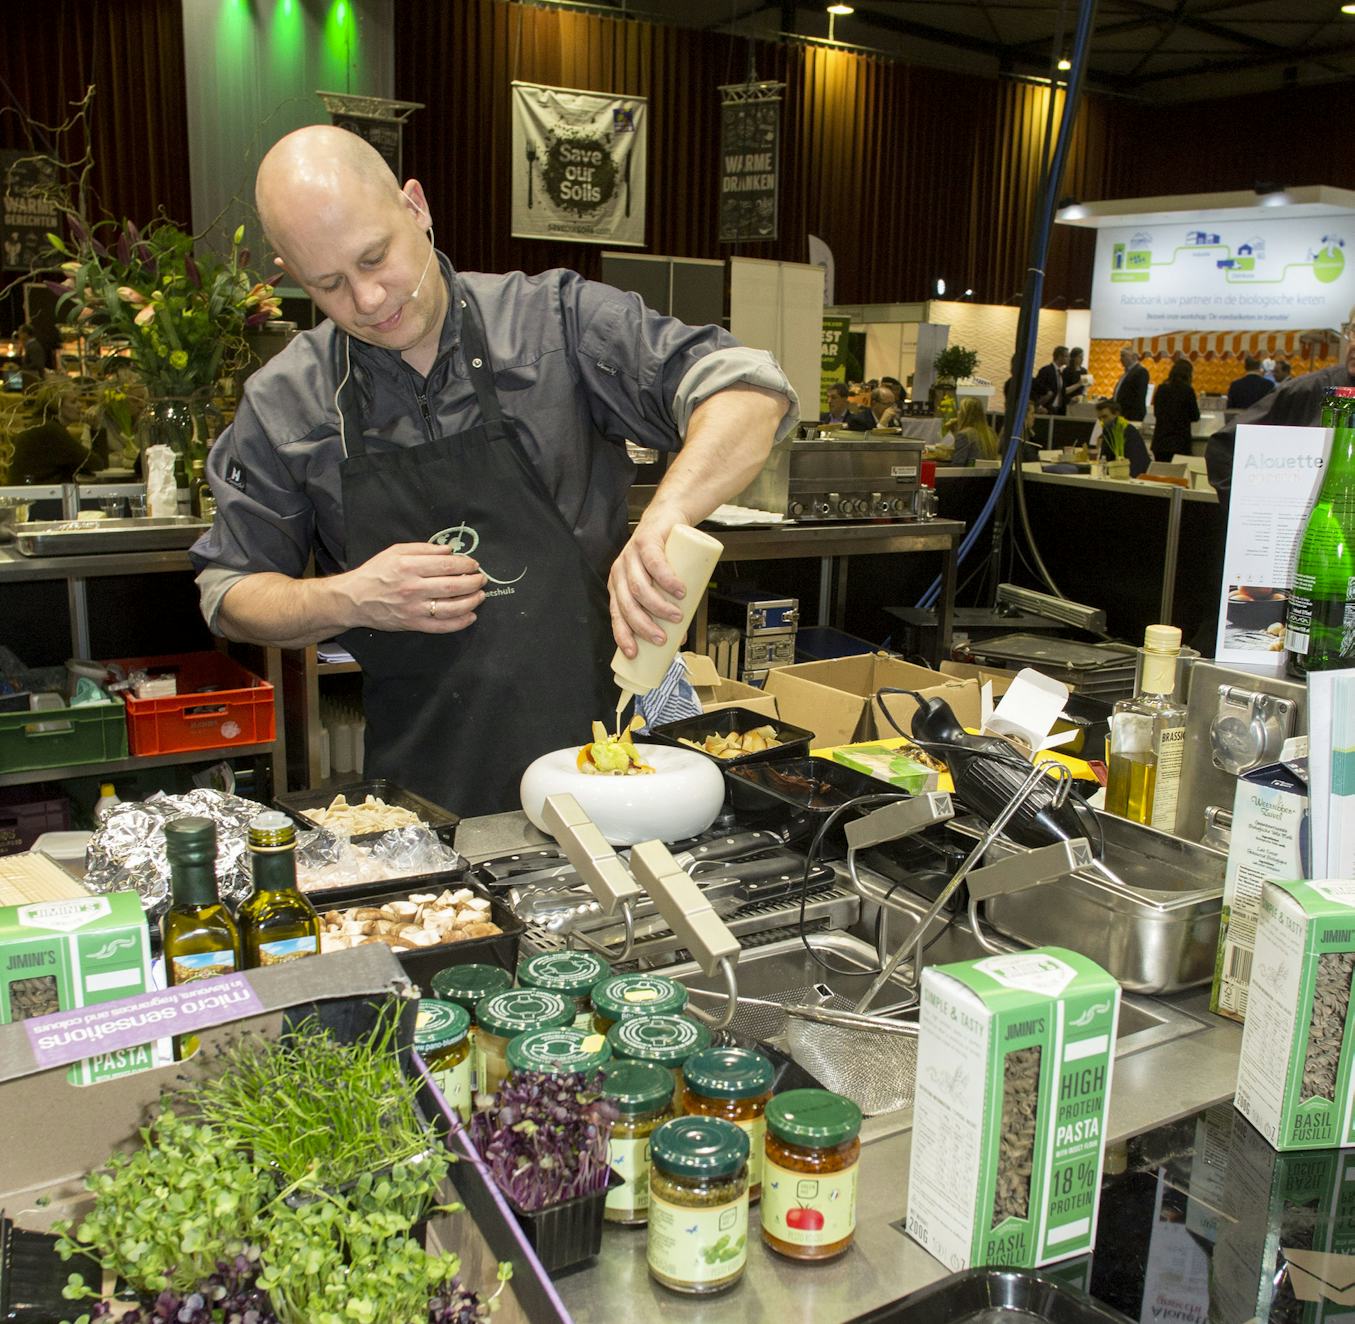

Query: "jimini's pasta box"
(906, 946), (1121, 1272)
(0, 890), (161, 1085)
(1235, 879), (1355, 1151)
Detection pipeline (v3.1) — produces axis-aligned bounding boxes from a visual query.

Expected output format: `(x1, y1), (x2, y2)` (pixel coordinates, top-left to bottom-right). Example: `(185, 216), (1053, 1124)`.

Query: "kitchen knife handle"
(673, 828), (786, 868)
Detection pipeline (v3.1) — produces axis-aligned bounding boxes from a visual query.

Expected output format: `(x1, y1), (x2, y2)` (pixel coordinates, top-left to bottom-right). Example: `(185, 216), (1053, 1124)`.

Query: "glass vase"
(134, 391), (222, 491)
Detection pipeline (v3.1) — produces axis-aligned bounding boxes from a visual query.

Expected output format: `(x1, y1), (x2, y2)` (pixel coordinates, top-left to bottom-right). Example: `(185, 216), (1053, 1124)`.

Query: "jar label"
(170, 949), (236, 985)
(469, 1027), (481, 1096)
(762, 1157), (858, 1246)
(606, 1136), (652, 1215)
(737, 1116), (766, 1189)
(573, 1009), (594, 1031)
(648, 1188), (748, 1285)
(431, 1058), (472, 1123)
(255, 935), (316, 965)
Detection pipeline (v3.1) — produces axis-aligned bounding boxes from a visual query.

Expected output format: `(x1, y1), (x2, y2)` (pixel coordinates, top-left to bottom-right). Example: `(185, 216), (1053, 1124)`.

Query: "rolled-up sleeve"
(561, 272), (797, 448)
(188, 396), (316, 631)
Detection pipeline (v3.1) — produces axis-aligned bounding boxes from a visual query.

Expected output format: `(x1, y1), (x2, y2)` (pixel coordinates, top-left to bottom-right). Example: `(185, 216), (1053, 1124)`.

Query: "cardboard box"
(681, 651), (778, 718)
(1211, 761), (1309, 1022)
(0, 890), (163, 1085)
(0, 944), (563, 1323)
(763, 653), (982, 749)
(940, 660), (1016, 699)
(1212, 1109), (1355, 1323)
(906, 946), (1120, 1271)
(1235, 879), (1355, 1151)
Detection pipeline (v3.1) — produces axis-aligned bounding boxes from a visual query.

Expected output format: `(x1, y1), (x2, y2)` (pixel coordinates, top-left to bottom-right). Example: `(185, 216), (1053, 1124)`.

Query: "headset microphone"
(410, 223), (436, 301)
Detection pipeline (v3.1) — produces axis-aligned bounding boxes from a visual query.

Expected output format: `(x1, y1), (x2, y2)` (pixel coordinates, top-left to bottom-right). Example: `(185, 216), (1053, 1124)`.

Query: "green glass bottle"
(1285, 386), (1355, 676)
(238, 811), (320, 969)
(162, 816), (240, 1058)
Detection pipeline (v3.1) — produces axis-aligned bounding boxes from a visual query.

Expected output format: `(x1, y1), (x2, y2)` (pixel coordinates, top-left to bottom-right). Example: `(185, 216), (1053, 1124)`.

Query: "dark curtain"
(394, 0), (1135, 307)
(0, 0), (191, 235)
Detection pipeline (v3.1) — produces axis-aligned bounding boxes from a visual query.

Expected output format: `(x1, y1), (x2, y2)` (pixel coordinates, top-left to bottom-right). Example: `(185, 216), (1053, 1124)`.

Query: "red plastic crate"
(110, 652), (276, 757)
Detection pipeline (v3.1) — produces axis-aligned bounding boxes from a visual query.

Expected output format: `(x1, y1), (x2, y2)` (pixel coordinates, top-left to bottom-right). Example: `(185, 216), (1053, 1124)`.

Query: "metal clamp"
(629, 839), (741, 1032)
(844, 791), (954, 851)
(541, 793), (642, 960)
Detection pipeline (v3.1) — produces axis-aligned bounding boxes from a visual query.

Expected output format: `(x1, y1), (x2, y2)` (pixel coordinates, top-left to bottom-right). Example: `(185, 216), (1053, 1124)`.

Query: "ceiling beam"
(1134, 32), (1355, 80)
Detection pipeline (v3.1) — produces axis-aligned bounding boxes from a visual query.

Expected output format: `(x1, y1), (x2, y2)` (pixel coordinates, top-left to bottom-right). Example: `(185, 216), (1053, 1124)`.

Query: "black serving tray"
(849, 1268), (1135, 1324)
(723, 755), (892, 846)
(275, 778), (459, 845)
(309, 878), (525, 993)
(299, 861), (471, 913)
(641, 707), (815, 769)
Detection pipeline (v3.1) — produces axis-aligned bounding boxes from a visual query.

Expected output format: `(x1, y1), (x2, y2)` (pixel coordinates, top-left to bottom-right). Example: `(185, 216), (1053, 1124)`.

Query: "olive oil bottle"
(1105, 625), (1188, 833)
(162, 816), (240, 1058)
(238, 811), (320, 969)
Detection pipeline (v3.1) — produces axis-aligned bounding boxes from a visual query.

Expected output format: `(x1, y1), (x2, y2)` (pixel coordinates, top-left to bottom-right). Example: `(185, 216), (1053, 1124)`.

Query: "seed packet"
(1235, 879), (1355, 1150)
(906, 946), (1120, 1271)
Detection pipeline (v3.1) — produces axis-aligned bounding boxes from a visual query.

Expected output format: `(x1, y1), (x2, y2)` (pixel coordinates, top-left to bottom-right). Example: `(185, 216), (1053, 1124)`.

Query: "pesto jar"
(517, 950), (611, 1028)
(607, 1013), (712, 1100)
(590, 972), (688, 1035)
(506, 1026), (612, 1078)
(414, 999), (472, 1123)
(761, 1089), (861, 1261)
(647, 1116), (750, 1294)
(430, 963), (512, 1096)
(601, 1061), (677, 1226)
(681, 1047), (775, 1199)
(476, 989), (572, 1098)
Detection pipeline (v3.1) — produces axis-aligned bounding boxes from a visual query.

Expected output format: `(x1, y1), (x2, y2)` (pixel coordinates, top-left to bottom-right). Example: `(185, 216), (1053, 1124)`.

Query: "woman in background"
(1062, 346), (1090, 408)
(932, 396), (999, 466)
(1148, 357), (1200, 462)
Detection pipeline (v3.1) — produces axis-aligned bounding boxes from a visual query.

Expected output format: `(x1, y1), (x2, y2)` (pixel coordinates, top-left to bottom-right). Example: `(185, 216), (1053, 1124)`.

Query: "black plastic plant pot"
(505, 1170), (624, 1276)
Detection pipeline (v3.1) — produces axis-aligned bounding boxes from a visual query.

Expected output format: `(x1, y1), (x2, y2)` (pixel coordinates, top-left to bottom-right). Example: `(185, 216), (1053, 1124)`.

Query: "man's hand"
(608, 504), (689, 659)
(335, 542), (486, 633)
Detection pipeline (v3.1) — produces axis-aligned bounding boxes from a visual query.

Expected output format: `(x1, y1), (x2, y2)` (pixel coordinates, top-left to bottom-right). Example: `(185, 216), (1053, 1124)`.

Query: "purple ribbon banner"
(24, 975), (263, 1069)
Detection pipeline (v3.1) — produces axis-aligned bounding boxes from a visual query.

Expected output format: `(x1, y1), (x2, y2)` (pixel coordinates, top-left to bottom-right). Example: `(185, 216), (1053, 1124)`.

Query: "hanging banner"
(820, 315), (850, 412)
(330, 114), (403, 176)
(1091, 212), (1355, 339)
(718, 90), (781, 244)
(1, 150), (60, 273)
(511, 81), (647, 247)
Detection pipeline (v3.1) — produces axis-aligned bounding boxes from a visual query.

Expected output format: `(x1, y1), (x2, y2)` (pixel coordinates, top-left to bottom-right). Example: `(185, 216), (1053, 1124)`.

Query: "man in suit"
(1226, 355), (1275, 411)
(1033, 346), (1069, 415)
(1112, 347), (1150, 422)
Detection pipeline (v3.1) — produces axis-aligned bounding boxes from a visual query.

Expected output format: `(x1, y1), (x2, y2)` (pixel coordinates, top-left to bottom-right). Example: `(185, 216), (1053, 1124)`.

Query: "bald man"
(190, 126), (797, 816)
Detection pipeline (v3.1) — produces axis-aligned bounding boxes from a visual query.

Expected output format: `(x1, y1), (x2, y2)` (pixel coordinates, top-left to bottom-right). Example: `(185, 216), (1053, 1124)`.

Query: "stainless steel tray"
(959, 812), (1224, 993)
(13, 517), (210, 556)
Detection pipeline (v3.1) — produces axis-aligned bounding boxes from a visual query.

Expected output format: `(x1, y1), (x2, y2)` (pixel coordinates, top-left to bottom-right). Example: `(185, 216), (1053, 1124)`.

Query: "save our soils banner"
(511, 81), (647, 247)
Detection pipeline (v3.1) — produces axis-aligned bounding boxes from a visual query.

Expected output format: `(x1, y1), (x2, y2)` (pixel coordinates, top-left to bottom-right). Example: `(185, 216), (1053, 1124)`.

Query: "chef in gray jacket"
(191, 126), (797, 816)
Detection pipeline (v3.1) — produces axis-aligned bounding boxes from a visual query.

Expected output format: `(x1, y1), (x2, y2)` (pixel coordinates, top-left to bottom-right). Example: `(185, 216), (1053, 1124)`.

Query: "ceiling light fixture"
(826, 3), (853, 41)
(1057, 56), (1072, 71)
(1343, 3), (1355, 14)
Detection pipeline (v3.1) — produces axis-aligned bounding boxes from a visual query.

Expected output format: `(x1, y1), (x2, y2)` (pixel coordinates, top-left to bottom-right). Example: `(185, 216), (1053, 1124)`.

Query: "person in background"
(1148, 358), (1200, 462)
(1033, 345), (1069, 415)
(869, 386), (899, 428)
(881, 374), (907, 404)
(1094, 397), (1151, 476)
(1112, 346), (1150, 422)
(7, 379), (90, 483)
(1226, 355), (1274, 411)
(1273, 360), (1293, 385)
(1261, 357), (1277, 382)
(15, 324), (48, 376)
(1062, 346), (1090, 409)
(931, 396), (998, 466)
(1002, 353), (1037, 422)
(821, 381), (853, 425)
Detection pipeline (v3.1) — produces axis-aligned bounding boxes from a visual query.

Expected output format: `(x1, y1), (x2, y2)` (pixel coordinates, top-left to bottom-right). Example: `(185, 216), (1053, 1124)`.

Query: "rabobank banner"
(1090, 214), (1355, 338)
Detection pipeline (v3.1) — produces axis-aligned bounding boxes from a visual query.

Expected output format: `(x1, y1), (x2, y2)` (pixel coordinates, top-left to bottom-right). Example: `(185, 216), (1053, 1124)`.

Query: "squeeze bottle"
(611, 524), (724, 725)
(94, 783), (123, 822)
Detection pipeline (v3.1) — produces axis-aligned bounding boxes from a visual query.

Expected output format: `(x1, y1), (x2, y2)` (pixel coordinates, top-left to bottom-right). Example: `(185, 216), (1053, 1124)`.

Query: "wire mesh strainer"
(686, 982), (859, 1044)
(784, 1013), (919, 1117)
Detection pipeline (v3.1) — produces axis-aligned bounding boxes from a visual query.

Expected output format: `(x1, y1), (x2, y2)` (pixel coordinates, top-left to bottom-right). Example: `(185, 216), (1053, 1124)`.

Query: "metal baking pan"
(849, 1268), (1133, 1323)
(12, 517), (210, 556)
(958, 811), (1224, 993)
(276, 778), (459, 845)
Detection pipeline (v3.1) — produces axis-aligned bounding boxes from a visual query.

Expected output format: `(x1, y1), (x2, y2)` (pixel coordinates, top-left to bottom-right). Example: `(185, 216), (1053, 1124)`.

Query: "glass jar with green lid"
(681, 1046), (775, 1199)
(506, 1026), (612, 1078)
(761, 1089), (862, 1261)
(607, 1014), (711, 1100)
(414, 999), (473, 1123)
(430, 963), (513, 1095)
(517, 950), (611, 1027)
(590, 972), (688, 1035)
(601, 1061), (677, 1226)
(647, 1116), (750, 1294)
(476, 988), (572, 1097)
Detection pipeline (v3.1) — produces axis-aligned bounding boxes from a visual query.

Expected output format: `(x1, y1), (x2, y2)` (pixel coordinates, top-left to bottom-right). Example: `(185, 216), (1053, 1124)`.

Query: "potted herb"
(469, 1071), (620, 1273)
(931, 344), (979, 421)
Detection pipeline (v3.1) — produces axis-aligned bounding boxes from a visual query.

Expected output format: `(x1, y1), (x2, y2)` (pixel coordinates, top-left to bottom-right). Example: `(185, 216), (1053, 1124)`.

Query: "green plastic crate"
(0, 699), (128, 774)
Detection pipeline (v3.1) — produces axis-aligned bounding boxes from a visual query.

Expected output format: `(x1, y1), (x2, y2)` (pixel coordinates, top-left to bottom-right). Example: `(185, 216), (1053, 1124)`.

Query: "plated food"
(577, 718), (655, 776)
(308, 792), (424, 834)
(317, 888), (501, 953)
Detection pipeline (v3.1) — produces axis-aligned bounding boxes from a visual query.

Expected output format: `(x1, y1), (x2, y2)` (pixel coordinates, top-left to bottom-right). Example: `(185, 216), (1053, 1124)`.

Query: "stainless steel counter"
(454, 811), (1246, 1324)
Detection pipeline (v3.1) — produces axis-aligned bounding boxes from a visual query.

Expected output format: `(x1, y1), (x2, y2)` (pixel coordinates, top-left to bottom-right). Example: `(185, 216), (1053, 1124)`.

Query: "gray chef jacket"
(190, 256), (798, 626)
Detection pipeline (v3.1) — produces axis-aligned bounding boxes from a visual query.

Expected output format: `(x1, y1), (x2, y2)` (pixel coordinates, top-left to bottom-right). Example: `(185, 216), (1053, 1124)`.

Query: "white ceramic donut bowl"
(519, 743), (725, 847)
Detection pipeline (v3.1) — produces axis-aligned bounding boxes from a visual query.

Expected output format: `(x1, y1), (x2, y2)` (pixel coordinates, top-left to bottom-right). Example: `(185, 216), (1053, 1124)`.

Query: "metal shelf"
(316, 660), (362, 676)
(0, 742), (276, 789)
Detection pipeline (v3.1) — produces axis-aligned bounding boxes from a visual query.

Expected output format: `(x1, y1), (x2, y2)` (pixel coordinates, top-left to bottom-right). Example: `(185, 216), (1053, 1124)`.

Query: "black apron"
(333, 295), (618, 817)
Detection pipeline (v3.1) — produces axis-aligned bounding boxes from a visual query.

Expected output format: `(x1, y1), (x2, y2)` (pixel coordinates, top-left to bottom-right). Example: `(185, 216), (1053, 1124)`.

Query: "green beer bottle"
(238, 811), (321, 968)
(1285, 386), (1355, 675)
